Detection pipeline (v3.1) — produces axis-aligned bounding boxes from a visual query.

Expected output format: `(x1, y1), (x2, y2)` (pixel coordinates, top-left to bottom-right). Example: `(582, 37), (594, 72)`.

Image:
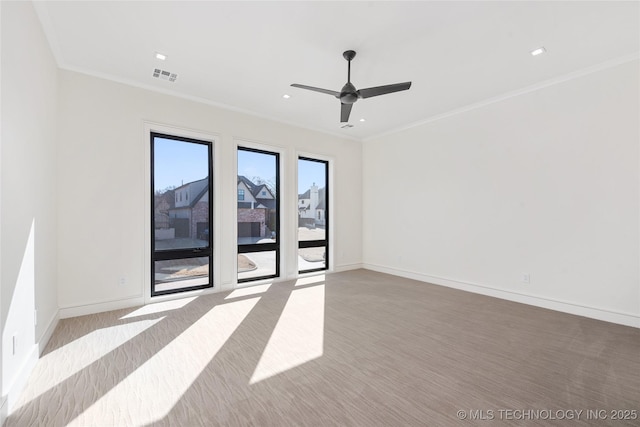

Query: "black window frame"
(151, 132), (214, 296)
(237, 146), (280, 283)
(298, 156), (329, 274)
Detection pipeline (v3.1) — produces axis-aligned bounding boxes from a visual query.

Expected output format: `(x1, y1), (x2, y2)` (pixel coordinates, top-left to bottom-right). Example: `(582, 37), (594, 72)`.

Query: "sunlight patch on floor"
(295, 274), (325, 287)
(120, 297), (198, 319)
(250, 284), (325, 384)
(225, 283), (271, 299)
(16, 317), (165, 411)
(70, 297), (260, 426)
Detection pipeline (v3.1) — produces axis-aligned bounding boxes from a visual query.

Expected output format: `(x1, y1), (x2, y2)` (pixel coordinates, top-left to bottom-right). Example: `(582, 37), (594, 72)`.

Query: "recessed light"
(359, 118), (366, 122)
(530, 47), (546, 56)
(155, 52), (167, 61)
(282, 94), (291, 99)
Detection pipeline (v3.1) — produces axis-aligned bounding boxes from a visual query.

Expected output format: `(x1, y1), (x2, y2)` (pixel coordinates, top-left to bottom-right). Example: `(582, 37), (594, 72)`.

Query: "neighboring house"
(237, 175), (276, 239)
(298, 184), (326, 226)
(167, 178), (209, 240)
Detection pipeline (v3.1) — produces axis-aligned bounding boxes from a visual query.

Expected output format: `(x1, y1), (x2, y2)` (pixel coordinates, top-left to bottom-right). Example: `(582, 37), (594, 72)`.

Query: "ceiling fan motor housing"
(343, 50), (356, 61)
(339, 82), (358, 104)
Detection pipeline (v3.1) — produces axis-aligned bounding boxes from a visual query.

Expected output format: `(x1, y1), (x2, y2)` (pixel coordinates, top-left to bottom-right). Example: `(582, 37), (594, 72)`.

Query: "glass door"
(151, 133), (213, 296)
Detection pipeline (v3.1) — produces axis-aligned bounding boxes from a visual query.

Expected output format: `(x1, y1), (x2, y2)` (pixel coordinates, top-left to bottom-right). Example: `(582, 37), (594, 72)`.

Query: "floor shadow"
(5, 291), (262, 426)
(144, 279), (301, 426)
(8, 270), (640, 426)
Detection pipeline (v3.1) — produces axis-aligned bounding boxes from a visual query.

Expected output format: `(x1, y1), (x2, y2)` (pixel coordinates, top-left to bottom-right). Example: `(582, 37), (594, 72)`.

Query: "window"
(261, 190), (267, 196)
(237, 147), (279, 282)
(151, 132), (213, 296)
(298, 157), (329, 273)
(238, 189), (245, 201)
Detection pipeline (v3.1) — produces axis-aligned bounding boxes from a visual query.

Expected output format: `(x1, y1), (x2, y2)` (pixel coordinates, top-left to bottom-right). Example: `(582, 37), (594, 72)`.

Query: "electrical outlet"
(12, 334), (18, 355)
(118, 277), (126, 287)
(522, 273), (531, 284)
(34, 309), (38, 326)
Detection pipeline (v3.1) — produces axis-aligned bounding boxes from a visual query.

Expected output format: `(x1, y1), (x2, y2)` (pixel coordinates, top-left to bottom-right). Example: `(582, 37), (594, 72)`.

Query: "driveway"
(238, 250), (325, 280)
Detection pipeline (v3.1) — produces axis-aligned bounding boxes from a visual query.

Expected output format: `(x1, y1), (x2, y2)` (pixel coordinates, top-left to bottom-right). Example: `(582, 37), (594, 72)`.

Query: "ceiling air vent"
(152, 68), (177, 82)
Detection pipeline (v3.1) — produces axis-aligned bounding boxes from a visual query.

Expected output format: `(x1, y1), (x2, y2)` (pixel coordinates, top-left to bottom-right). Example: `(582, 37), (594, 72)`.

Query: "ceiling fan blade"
(291, 84), (340, 97)
(357, 82), (412, 99)
(340, 103), (353, 123)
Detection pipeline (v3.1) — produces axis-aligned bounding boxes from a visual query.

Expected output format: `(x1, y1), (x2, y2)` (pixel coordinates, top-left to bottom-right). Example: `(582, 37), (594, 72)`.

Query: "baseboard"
(219, 281), (235, 292)
(2, 343), (38, 418)
(38, 310), (60, 355)
(363, 263), (640, 328)
(59, 296), (144, 319)
(333, 263), (363, 273)
(1, 310), (60, 423)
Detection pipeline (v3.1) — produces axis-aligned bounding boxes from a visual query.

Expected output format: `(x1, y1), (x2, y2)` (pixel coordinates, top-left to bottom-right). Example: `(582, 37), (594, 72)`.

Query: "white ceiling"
(34, 1), (639, 140)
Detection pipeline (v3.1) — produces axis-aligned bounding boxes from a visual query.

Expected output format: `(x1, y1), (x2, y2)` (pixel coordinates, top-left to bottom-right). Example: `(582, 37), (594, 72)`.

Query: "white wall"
(56, 70), (362, 314)
(363, 60), (640, 327)
(0, 2), (3, 419)
(0, 0), (59, 415)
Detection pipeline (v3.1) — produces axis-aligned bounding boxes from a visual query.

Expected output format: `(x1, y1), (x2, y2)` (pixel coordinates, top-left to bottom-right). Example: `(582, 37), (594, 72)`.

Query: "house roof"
(238, 175), (276, 202)
(189, 186), (208, 208)
(298, 187), (326, 210)
(166, 178), (208, 210)
(238, 201), (275, 210)
(175, 177), (207, 191)
(238, 176), (259, 194)
(298, 189), (310, 199)
(257, 199), (276, 210)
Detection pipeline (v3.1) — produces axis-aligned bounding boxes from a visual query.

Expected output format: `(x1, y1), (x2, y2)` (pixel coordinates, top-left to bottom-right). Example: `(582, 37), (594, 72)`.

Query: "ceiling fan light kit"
(291, 50), (412, 123)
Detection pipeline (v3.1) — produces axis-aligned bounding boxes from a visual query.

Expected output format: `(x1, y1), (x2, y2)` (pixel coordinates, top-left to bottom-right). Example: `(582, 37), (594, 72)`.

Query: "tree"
(155, 185), (176, 196)
(251, 176), (277, 196)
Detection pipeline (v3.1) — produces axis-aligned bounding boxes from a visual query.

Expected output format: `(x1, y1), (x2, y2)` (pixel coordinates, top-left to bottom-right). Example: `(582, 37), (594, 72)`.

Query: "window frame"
(237, 146), (281, 283)
(298, 156), (329, 274)
(150, 132), (214, 296)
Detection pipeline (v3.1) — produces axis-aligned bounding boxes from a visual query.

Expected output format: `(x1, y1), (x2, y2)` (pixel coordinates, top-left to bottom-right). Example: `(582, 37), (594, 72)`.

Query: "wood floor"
(7, 270), (640, 426)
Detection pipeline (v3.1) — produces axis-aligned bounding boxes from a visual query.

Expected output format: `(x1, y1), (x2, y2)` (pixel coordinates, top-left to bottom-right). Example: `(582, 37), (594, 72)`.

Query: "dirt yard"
(237, 254), (257, 272)
(298, 226), (326, 262)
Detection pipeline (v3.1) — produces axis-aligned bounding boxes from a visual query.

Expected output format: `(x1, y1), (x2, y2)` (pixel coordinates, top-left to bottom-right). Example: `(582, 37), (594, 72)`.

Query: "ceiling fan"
(291, 50), (412, 123)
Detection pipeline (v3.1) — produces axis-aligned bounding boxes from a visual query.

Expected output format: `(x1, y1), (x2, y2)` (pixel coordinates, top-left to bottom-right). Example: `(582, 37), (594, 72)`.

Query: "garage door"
(238, 222), (260, 237)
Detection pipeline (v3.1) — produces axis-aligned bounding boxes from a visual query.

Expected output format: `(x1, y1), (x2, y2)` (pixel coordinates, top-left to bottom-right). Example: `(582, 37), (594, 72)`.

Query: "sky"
(298, 158), (326, 194)
(237, 151), (327, 194)
(237, 149), (276, 187)
(154, 137), (209, 191)
(154, 137), (326, 194)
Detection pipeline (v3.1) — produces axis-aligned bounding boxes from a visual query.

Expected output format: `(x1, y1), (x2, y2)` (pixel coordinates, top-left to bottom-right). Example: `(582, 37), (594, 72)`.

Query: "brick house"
(168, 178), (209, 240)
(237, 176), (276, 240)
